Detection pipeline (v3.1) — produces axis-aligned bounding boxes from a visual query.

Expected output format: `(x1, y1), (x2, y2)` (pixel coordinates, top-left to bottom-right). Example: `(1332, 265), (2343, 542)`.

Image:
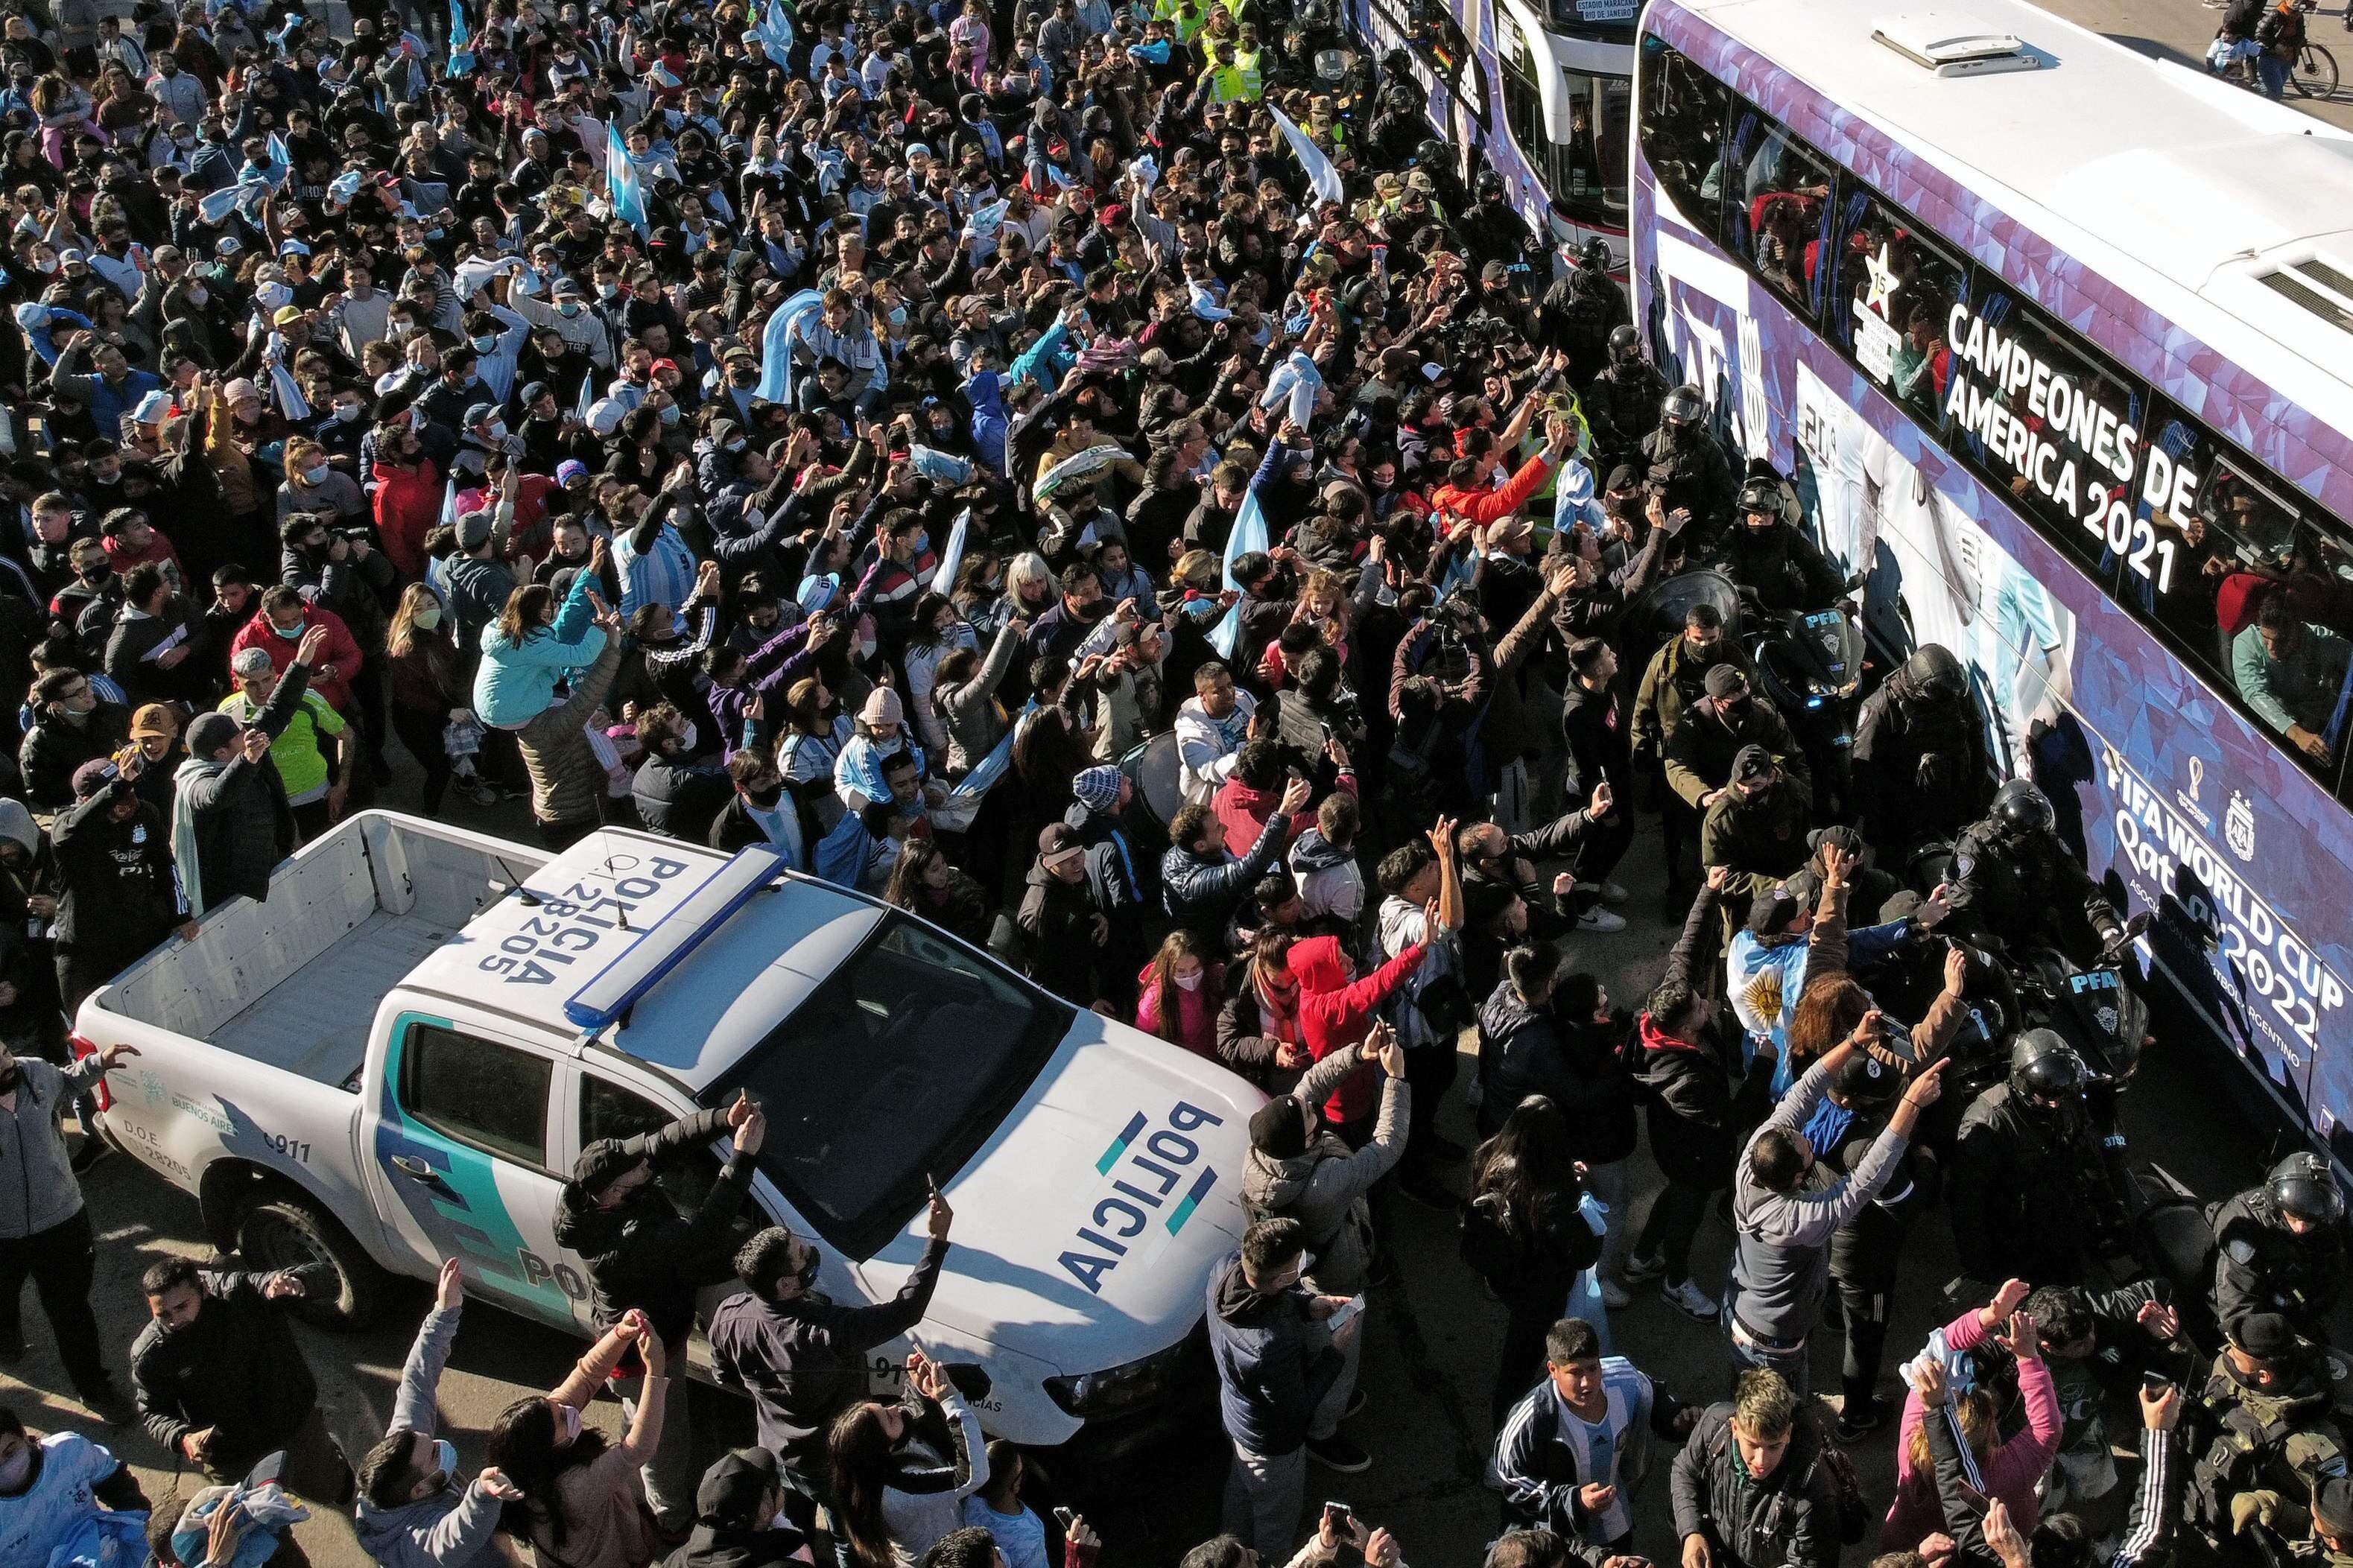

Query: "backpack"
(1458, 1190), (1528, 1283)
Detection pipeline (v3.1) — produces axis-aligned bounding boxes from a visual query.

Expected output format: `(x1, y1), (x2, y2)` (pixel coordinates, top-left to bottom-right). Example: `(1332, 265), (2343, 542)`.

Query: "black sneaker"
(1305, 1435), (1372, 1473)
(1836, 1398), (1885, 1444)
(1395, 1167), (1458, 1210)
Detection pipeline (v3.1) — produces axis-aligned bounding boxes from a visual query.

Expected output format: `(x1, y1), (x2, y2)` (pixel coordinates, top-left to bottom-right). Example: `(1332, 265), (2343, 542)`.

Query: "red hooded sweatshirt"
(1289, 933), (1426, 1125)
(1428, 451), (1556, 529)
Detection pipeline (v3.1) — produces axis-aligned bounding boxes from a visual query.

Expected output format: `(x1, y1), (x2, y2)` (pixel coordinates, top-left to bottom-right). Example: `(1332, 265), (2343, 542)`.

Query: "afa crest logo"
(2226, 791), (2257, 863)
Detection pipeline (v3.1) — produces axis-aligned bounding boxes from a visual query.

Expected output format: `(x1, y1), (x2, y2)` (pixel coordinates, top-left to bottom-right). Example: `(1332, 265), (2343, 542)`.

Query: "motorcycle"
(1737, 577), (1867, 821)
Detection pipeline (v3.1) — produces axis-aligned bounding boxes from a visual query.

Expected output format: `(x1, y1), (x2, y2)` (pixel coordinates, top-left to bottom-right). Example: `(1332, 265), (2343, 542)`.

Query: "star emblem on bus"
(1864, 243), (1899, 319)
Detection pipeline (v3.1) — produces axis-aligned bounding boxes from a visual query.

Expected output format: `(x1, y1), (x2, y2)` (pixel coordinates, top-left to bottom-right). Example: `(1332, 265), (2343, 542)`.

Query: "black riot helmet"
(1736, 475), (1782, 525)
(1608, 323), (1641, 364)
(1415, 139), (1447, 169)
(1580, 237), (1612, 273)
(1896, 644), (1969, 709)
(1475, 168), (1504, 202)
(2010, 1028), (2086, 1105)
(1990, 777), (2055, 839)
(1661, 383), (1705, 427)
(2269, 1152), (2346, 1228)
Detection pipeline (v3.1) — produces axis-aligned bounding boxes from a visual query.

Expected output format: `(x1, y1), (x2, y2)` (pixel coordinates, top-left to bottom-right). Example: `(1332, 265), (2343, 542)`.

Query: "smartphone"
(1325, 1295), (1366, 1331)
(1323, 1502), (1352, 1537)
(1053, 1508), (1077, 1532)
(2141, 1371), (2173, 1393)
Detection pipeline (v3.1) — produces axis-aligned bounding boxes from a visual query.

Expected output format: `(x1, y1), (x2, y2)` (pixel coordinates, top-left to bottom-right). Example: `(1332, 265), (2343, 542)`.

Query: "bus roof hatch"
(1870, 13), (2038, 76)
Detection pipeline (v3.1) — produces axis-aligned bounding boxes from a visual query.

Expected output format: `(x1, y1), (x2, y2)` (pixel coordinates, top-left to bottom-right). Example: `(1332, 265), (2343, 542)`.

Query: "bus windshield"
(703, 914), (1074, 1260)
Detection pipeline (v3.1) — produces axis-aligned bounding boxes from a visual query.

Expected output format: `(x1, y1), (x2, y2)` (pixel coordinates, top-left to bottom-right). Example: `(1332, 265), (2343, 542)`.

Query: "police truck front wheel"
(234, 1190), (389, 1332)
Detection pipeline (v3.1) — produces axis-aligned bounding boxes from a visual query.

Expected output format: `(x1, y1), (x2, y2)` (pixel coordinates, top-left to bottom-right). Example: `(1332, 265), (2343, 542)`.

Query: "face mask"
(414, 605), (442, 629)
(0, 1444), (30, 1491)
(675, 720), (699, 753)
(1074, 597), (1110, 623)
(555, 1403), (583, 1444)
(487, 421), (507, 440)
(271, 620), (301, 639)
(745, 781), (783, 809)
(58, 705), (92, 726)
(34, 258), (57, 276)
(558, 301), (581, 317)
(304, 464), (329, 485)
(472, 335), (498, 354)
(598, 282), (620, 300)
(659, 404), (680, 426)
(335, 403), (362, 422)
(431, 1438), (457, 1485)
(1174, 971), (1202, 991)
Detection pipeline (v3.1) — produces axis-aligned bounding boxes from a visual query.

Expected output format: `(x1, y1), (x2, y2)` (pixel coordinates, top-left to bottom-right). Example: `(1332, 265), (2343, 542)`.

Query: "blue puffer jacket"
(1161, 813), (1289, 933)
(1205, 1250), (1341, 1456)
(472, 565), (607, 726)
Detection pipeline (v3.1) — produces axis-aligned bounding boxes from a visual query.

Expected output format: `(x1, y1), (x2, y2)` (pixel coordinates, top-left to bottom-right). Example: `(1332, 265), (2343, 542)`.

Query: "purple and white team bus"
(1354, 0), (1633, 263)
(1630, 0), (2353, 1161)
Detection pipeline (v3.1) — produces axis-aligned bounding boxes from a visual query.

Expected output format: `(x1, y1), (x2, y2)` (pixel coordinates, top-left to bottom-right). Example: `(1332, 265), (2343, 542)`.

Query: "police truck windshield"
(703, 915), (1074, 1260)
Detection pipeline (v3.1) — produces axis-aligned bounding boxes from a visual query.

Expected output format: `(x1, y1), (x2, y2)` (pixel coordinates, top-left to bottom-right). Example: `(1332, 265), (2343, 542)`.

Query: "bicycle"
(2293, 39), (2340, 95)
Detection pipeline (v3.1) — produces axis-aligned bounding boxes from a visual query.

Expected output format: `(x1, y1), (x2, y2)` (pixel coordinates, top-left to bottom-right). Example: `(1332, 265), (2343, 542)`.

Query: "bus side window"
(1828, 182), (1968, 434)
(2128, 406), (2353, 788)
(1637, 35), (1729, 242)
(1724, 113), (1835, 322)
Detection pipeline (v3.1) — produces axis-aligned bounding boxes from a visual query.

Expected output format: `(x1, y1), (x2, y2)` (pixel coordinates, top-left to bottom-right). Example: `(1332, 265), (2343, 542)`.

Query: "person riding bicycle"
(1942, 778), (2130, 966)
(1717, 474), (1845, 618)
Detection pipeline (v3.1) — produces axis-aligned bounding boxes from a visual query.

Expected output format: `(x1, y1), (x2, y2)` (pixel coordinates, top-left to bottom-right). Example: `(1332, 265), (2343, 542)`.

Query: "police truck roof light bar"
(563, 845), (788, 1032)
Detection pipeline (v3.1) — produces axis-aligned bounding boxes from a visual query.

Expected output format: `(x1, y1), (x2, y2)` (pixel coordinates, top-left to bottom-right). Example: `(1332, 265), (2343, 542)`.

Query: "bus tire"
(233, 1189), (388, 1332)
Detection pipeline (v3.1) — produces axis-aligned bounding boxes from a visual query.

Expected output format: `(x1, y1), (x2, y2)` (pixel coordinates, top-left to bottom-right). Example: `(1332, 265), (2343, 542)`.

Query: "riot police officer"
(1852, 644), (1994, 865)
(1945, 778), (2130, 964)
(1413, 137), (1467, 215)
(1640, 384), (1738, 549)
(1460, 169), (1535, 272)
(2191, 1312), (2353, 1555)
(2213, 1153), (2348, 1344)
(1719, 473), (1845, 616)
(1587, 326), (1670, 471)
(1542, 240), (1627, 387)
(1366, 83), (1425, 168)
(1951, 1029), (2133, 1287)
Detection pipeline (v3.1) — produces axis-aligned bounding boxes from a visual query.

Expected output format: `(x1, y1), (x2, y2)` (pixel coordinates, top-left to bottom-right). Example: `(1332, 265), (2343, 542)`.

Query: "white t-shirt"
(0, 1432), (121, 1568)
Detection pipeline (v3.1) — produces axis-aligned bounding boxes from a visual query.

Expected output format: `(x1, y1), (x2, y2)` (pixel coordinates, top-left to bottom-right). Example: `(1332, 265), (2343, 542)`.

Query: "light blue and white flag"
(1209, 481), (1269, 658)
(265, 333), (308, 420)
(1266, 103), (1343, 206)
(756, 288), (825, 404)
(1553, 454), (1608, 539)
(1258, 349), (1323, 431)
(446, 0), (473, 74)
(931, 508), (971, 593)
(605, 122), (648, 234)
(756, 0), (795, 66)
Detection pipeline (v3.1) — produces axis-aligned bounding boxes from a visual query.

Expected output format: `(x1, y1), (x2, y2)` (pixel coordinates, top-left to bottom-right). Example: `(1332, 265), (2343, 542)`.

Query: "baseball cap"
(272, 305), (305, 326)
(519, 381), (551, 407)
(1704, 664), (1749, 699)
(695, 1447), (783, 1530)
(1729, 743), (1774, 784)
(130, 703), (178, 740)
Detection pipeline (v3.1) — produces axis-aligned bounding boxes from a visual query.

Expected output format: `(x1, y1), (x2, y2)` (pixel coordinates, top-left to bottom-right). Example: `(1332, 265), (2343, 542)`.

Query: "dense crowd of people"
(0, 0), (2343, 1567)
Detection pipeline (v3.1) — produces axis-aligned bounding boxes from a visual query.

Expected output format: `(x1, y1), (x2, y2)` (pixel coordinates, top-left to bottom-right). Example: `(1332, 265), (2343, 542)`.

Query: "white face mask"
(1174, 971), (1202, 992)
(334, 403), (362, 422)
(414, 605), (442, 629)
(555, 1402), (583, 1445)
(674, 720), (698, 753)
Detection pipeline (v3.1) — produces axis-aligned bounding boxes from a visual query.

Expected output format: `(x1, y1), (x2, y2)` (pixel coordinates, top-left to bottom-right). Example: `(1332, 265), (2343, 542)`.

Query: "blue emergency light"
(563, 845), (788, 1032)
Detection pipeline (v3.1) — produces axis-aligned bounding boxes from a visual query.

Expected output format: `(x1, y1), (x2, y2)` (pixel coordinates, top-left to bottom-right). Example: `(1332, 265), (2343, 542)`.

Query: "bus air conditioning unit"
(1870, 13), (2040, 77)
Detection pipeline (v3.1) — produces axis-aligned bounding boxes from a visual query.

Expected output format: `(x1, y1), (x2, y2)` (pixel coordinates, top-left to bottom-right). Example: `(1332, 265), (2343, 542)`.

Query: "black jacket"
(707, 1234), (949, 1473)
(1852, 657), (1992, 855)
(50, 777), (178, 961)
(177, 659), (311, 910)
(1474, 983), (1638, 1164)
(19, 702), (130, 811)
(1670, 1403), (1840, 1568)
(2212, 1187), (2345, 1341)
(130, 1264), (333, 1478)
(634, 749), (734, 842)
(1951, 1085), (2130, 1286)
(1635, 887), (1772, 1187)
(551, 1108), (759, 1344)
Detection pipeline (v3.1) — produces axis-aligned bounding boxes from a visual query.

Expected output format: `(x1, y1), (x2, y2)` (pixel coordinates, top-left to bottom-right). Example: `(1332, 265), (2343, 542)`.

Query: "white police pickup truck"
(72, 811), (1261, 1448)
